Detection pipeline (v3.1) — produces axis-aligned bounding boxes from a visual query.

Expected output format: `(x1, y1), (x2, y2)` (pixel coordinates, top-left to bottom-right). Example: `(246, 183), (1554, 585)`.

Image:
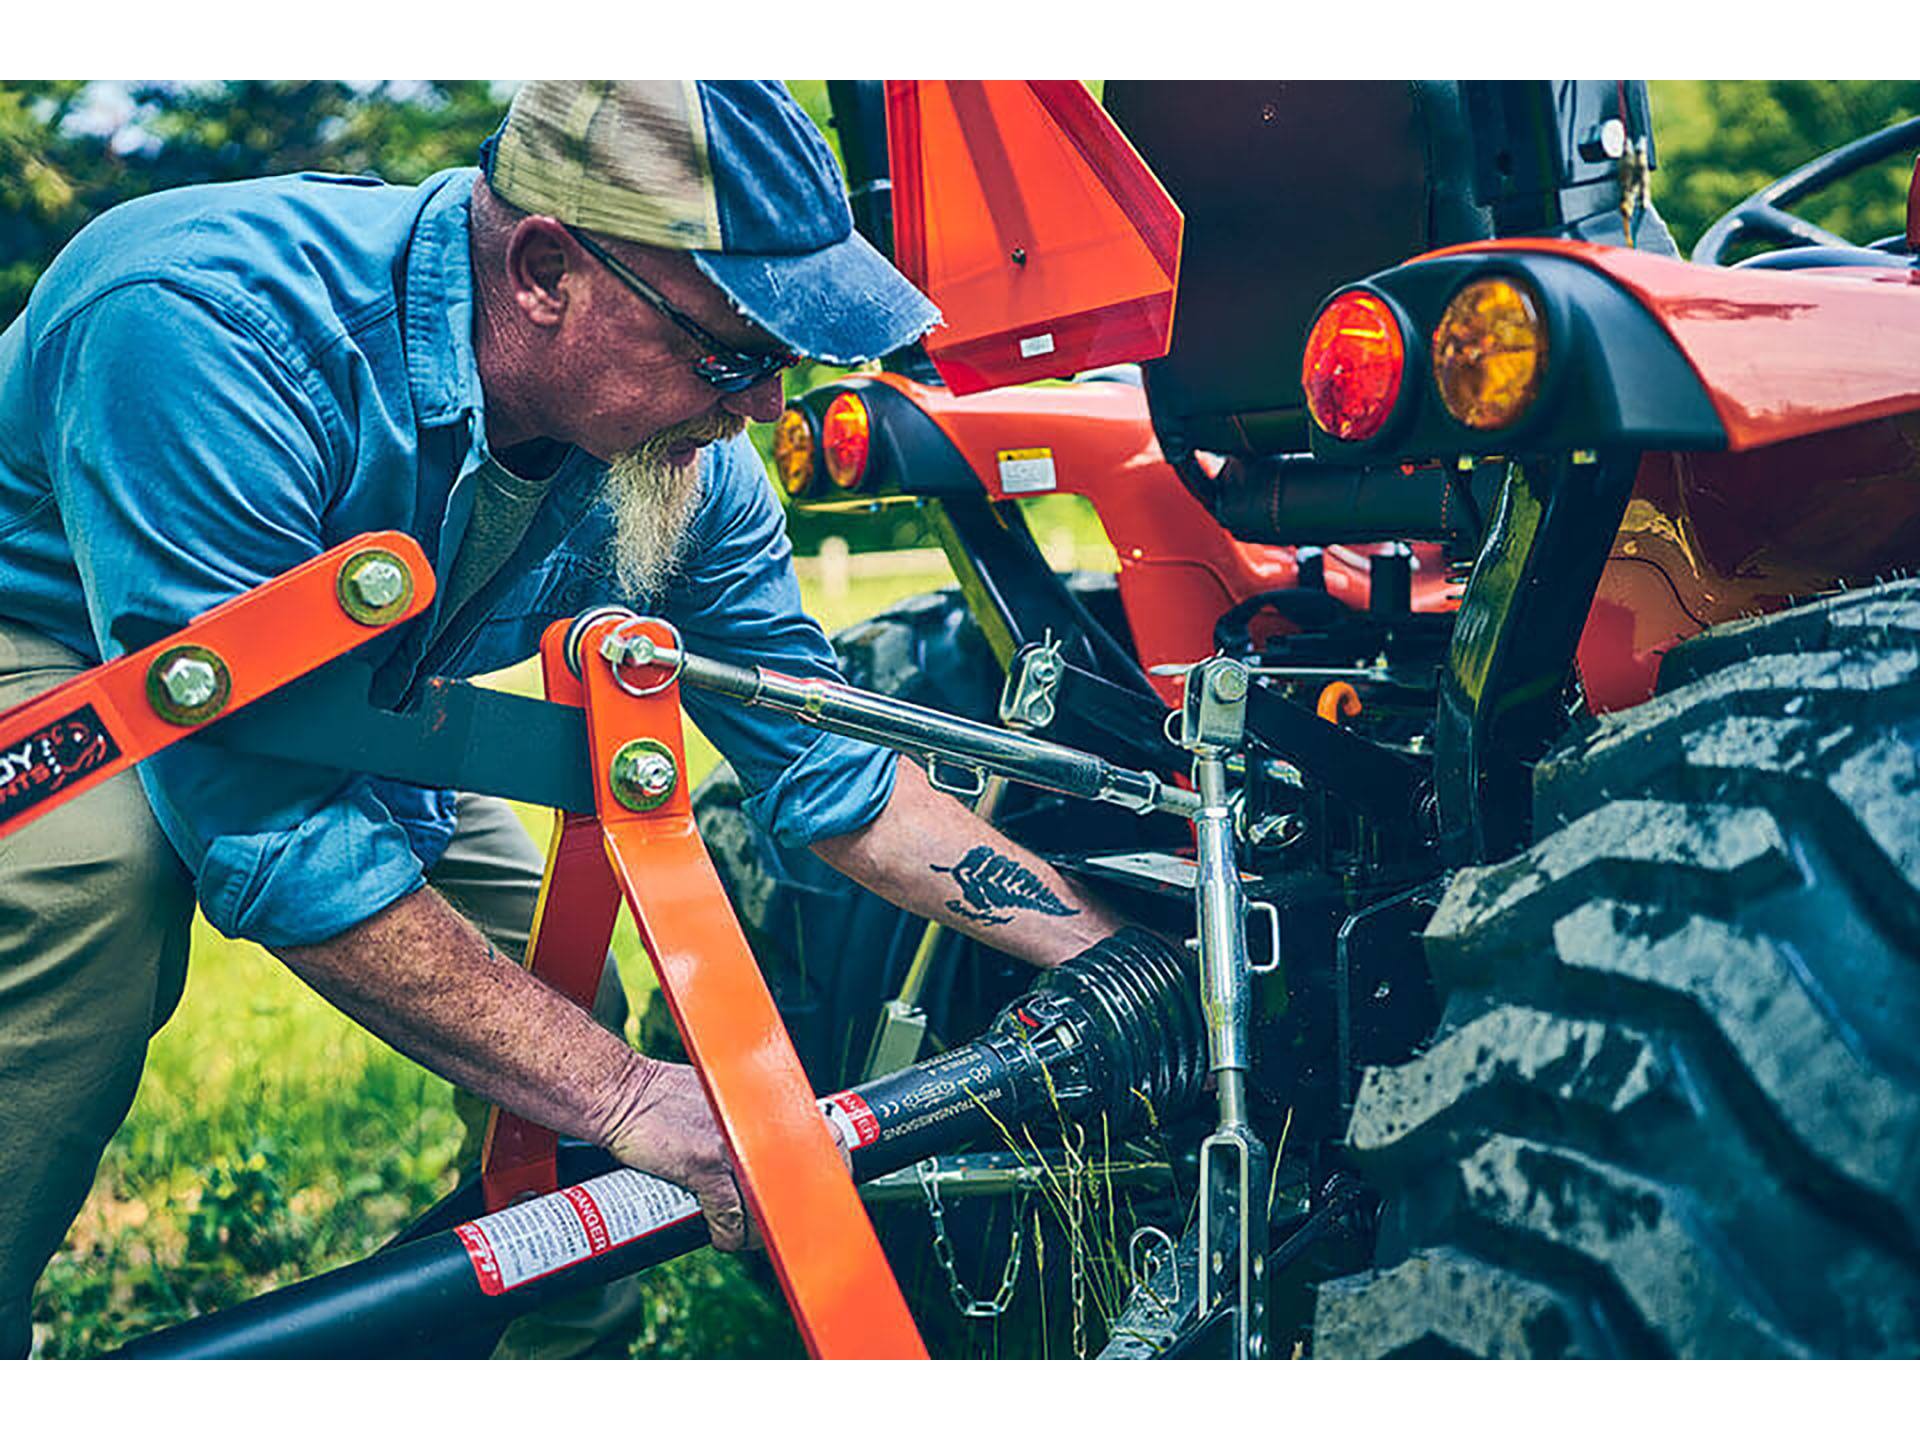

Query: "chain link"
(918, 1158), (1028, 1319)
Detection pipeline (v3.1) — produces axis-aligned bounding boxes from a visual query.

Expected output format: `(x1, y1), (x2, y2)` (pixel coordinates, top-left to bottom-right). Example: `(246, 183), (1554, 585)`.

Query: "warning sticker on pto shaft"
(455, 1169), (700, 1295)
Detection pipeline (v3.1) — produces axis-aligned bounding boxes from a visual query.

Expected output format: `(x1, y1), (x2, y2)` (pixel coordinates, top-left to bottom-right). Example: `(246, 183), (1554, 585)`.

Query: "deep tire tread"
(1320, 579), (1920, 1358)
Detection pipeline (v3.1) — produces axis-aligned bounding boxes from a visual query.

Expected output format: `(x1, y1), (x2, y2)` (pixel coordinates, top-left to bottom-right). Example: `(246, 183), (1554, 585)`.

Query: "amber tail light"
(771, 406), (818, 498)
(1431, 276), (1548, 431)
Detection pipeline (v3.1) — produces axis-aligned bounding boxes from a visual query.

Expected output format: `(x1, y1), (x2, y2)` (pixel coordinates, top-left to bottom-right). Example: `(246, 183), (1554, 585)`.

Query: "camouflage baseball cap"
(480, 80), (940, 365)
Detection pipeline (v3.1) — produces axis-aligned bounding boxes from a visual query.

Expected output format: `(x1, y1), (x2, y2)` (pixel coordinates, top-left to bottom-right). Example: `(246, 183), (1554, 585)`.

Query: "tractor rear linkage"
(0, 533), (1329, 1360)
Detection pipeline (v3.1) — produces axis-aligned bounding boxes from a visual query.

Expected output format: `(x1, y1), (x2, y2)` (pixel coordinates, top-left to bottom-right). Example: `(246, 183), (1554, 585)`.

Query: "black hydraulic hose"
(114, 931), (1202, 1359)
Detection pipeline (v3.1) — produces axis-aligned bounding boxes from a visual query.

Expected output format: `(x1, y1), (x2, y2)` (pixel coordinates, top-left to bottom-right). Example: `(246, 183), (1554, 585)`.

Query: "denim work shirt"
(0, 168), (895, 948)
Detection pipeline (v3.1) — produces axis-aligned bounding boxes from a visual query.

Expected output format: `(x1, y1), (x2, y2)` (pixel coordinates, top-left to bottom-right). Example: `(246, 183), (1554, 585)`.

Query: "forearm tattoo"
(930, 845), (1081, 927)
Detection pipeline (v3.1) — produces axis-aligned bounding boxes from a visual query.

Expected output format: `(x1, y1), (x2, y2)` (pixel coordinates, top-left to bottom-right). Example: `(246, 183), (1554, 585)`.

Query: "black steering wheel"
(1691, 116), (1920, 266)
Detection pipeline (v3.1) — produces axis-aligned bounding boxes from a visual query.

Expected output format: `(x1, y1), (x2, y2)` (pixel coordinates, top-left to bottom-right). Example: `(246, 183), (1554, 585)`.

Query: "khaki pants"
(0, 621), (630, 1358)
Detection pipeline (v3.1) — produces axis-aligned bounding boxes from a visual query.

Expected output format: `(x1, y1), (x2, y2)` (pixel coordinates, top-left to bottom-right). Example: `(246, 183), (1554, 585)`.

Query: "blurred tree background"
(3, 78), (1916, 568)
(0, 77), (1915, 557)
(9, 79), (1920, 326)
(1651, 80), (1920, 256)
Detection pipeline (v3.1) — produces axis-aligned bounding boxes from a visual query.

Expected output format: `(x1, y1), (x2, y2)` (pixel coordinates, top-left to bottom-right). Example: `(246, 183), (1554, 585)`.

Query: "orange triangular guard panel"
(888, 80), (1182, 395)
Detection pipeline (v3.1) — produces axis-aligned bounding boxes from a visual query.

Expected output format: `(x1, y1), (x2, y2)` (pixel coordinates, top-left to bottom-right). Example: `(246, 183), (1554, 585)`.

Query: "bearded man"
(0, 80), (1124, 1358)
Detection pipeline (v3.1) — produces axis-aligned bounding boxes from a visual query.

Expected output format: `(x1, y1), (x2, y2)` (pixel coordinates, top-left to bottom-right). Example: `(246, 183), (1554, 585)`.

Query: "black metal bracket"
(1434, 450), (1641, 864)
(206, 659), (594, 813)
(1243, 684), (1429, 830)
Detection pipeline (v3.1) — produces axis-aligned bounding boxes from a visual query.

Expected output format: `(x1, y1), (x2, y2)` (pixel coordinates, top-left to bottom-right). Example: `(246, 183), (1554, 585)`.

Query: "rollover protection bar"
(115, 931), (1202, 1359)
(571, 612), (1202, 823)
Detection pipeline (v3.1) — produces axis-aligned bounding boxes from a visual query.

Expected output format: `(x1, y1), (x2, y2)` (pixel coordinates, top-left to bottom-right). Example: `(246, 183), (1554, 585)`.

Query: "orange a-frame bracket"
(478, 635), (626, 1212)
(0, 532), (435, 843)
(481, 614), (926, 1360)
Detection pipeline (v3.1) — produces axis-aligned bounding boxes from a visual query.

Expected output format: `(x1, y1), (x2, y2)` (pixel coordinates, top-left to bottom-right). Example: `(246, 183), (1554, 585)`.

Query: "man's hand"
(277, 887), (762, 1240)
(279, 886), (868, 1256)
(600, 1058), (752, 1252)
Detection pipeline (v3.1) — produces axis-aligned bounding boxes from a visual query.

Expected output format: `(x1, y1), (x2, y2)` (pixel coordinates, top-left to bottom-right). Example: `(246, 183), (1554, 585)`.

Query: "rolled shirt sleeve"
(666, 433), (898, 849)
(32, 281), (427, 947)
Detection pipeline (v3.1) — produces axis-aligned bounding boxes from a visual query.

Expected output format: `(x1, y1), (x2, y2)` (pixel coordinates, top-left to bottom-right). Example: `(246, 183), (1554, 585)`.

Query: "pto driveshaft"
(114, 932), (1201, 1359)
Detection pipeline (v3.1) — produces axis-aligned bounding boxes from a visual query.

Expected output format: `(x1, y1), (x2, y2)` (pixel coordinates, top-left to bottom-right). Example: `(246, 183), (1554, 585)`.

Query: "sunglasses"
(567, 227), (798, 394)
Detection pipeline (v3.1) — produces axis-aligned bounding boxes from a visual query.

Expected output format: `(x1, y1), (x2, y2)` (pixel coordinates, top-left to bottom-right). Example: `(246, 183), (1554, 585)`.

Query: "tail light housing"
(821, 393), (874, 490)
(1301, 290), (1406, 442)
(771, 406), (818, 498)
(1431, 276), (1548, 430)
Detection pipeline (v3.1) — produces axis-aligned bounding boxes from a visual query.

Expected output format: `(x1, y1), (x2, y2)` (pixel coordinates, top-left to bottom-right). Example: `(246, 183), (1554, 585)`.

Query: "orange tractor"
(10, 81), (1920, 1359)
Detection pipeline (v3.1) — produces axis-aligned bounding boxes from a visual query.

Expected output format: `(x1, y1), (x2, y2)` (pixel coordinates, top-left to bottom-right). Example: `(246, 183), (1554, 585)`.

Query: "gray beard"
(603, 415), (744, 598)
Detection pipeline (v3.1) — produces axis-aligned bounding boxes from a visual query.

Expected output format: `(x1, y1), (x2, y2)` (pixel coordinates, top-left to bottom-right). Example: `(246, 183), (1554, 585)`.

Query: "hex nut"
(609, 740), (678, 811)
(1209, 665), (1249, 702)
(600, 631), (659, 669)
(633, 754), (676, 796)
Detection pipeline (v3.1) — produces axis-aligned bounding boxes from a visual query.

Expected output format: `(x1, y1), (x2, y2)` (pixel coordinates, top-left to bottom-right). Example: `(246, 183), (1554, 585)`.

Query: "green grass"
(32, 498), (1118, 1358)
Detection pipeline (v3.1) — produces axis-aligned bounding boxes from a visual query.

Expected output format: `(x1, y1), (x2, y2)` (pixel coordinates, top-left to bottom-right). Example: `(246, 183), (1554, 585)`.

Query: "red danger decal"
(821, 1091), (881, 1150)
(456, 1222), (506, 1297)
(563, 1185), (610, 1254)
(453, 1169), (702, 1295)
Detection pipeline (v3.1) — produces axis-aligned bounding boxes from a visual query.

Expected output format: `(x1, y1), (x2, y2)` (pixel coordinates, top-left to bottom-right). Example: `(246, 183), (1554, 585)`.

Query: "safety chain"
(1070, 1148), (1088, 1359)
(918, 1158), (1029, 1319)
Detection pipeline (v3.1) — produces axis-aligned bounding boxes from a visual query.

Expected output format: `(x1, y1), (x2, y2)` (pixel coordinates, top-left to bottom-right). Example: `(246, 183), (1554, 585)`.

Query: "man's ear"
(504, 216), (577, 327)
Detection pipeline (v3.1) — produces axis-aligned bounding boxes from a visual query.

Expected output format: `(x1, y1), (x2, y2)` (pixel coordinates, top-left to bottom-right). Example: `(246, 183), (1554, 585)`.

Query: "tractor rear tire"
(1315, 578), (1920, 1358)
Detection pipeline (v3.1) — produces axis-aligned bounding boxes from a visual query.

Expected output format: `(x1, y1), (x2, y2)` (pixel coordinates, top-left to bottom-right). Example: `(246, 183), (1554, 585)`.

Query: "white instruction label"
(819, 1089), (881, 1151)
(997, 447), (1057, 495)
(1018, 332), (1056, 359)
(455, 1168), (700, 1296)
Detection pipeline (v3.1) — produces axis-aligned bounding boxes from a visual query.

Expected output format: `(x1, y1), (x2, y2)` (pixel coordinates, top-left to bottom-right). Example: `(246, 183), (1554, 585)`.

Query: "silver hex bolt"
(160, 655), (219, 708)
(337, 549), (415, 625)
(146, 644), (231, 725)
(348, 557), (407, 610)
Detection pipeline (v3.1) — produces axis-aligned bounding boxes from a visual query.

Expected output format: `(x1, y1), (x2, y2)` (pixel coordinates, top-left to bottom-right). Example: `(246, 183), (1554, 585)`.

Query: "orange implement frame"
(478, 614), (925, 1359)
(476, 631), (625, 1211)
(0, 532), (435, 843)
(0, 534), (921, 1358)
